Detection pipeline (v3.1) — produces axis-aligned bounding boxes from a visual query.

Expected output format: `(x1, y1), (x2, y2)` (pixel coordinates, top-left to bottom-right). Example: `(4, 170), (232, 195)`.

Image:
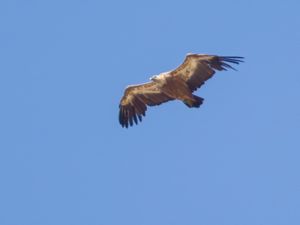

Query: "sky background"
(1, 0), (300, 224)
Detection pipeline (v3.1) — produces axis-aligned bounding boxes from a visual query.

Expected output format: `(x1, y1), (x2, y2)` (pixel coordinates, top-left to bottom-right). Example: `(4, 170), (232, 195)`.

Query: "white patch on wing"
(184, 59), (198, 77)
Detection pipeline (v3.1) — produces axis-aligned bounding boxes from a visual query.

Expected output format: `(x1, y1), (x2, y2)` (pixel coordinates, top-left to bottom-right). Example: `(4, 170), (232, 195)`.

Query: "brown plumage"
(119, 53), (244, 128)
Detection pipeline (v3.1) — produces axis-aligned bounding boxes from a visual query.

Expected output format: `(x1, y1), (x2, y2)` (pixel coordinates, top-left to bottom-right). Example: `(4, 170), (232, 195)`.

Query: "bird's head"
(150, 75), (159, 82)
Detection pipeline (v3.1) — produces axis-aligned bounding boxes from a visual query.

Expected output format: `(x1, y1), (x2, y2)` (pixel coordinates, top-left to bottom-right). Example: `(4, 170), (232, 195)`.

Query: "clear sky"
(1, 0), (300, 224)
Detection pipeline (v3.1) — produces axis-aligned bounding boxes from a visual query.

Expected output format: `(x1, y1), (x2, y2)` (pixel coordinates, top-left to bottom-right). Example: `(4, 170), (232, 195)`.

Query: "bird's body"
(119, 53), (244, 128)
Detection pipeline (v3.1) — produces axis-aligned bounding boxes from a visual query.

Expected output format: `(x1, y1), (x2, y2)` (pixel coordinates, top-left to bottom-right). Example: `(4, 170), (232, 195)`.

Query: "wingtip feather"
(220, 56), (245, 64)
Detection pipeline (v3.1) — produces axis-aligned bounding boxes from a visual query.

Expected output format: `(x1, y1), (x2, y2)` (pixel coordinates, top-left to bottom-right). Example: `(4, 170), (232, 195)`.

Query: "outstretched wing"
(170, 54), (244, 92)
(119, 82), (173, 128)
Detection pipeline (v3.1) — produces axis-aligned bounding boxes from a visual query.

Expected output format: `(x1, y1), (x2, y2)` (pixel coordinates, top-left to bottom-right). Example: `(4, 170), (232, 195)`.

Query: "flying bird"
(119, 53), (244, 128)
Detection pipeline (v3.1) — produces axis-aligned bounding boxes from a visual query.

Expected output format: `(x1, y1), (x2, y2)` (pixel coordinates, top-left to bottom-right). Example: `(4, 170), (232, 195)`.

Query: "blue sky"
(1, 0), (300, 224)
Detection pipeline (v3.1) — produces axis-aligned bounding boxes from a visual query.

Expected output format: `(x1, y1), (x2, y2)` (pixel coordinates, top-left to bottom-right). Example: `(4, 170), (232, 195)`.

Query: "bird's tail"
(183, 95), (204, 108)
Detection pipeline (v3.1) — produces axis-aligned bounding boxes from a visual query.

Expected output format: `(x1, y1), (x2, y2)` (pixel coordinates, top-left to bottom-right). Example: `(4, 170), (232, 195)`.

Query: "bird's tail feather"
(184, 95), (204, 108)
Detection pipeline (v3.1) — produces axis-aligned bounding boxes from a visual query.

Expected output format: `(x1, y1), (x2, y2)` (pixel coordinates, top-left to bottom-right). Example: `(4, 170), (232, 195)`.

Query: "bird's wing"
(170, 54), (244, 92)
(119, 81), (173, 128)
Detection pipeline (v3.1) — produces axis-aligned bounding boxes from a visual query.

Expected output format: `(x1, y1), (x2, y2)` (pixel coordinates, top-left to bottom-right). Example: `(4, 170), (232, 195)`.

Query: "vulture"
(119, 53), (244, 128)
